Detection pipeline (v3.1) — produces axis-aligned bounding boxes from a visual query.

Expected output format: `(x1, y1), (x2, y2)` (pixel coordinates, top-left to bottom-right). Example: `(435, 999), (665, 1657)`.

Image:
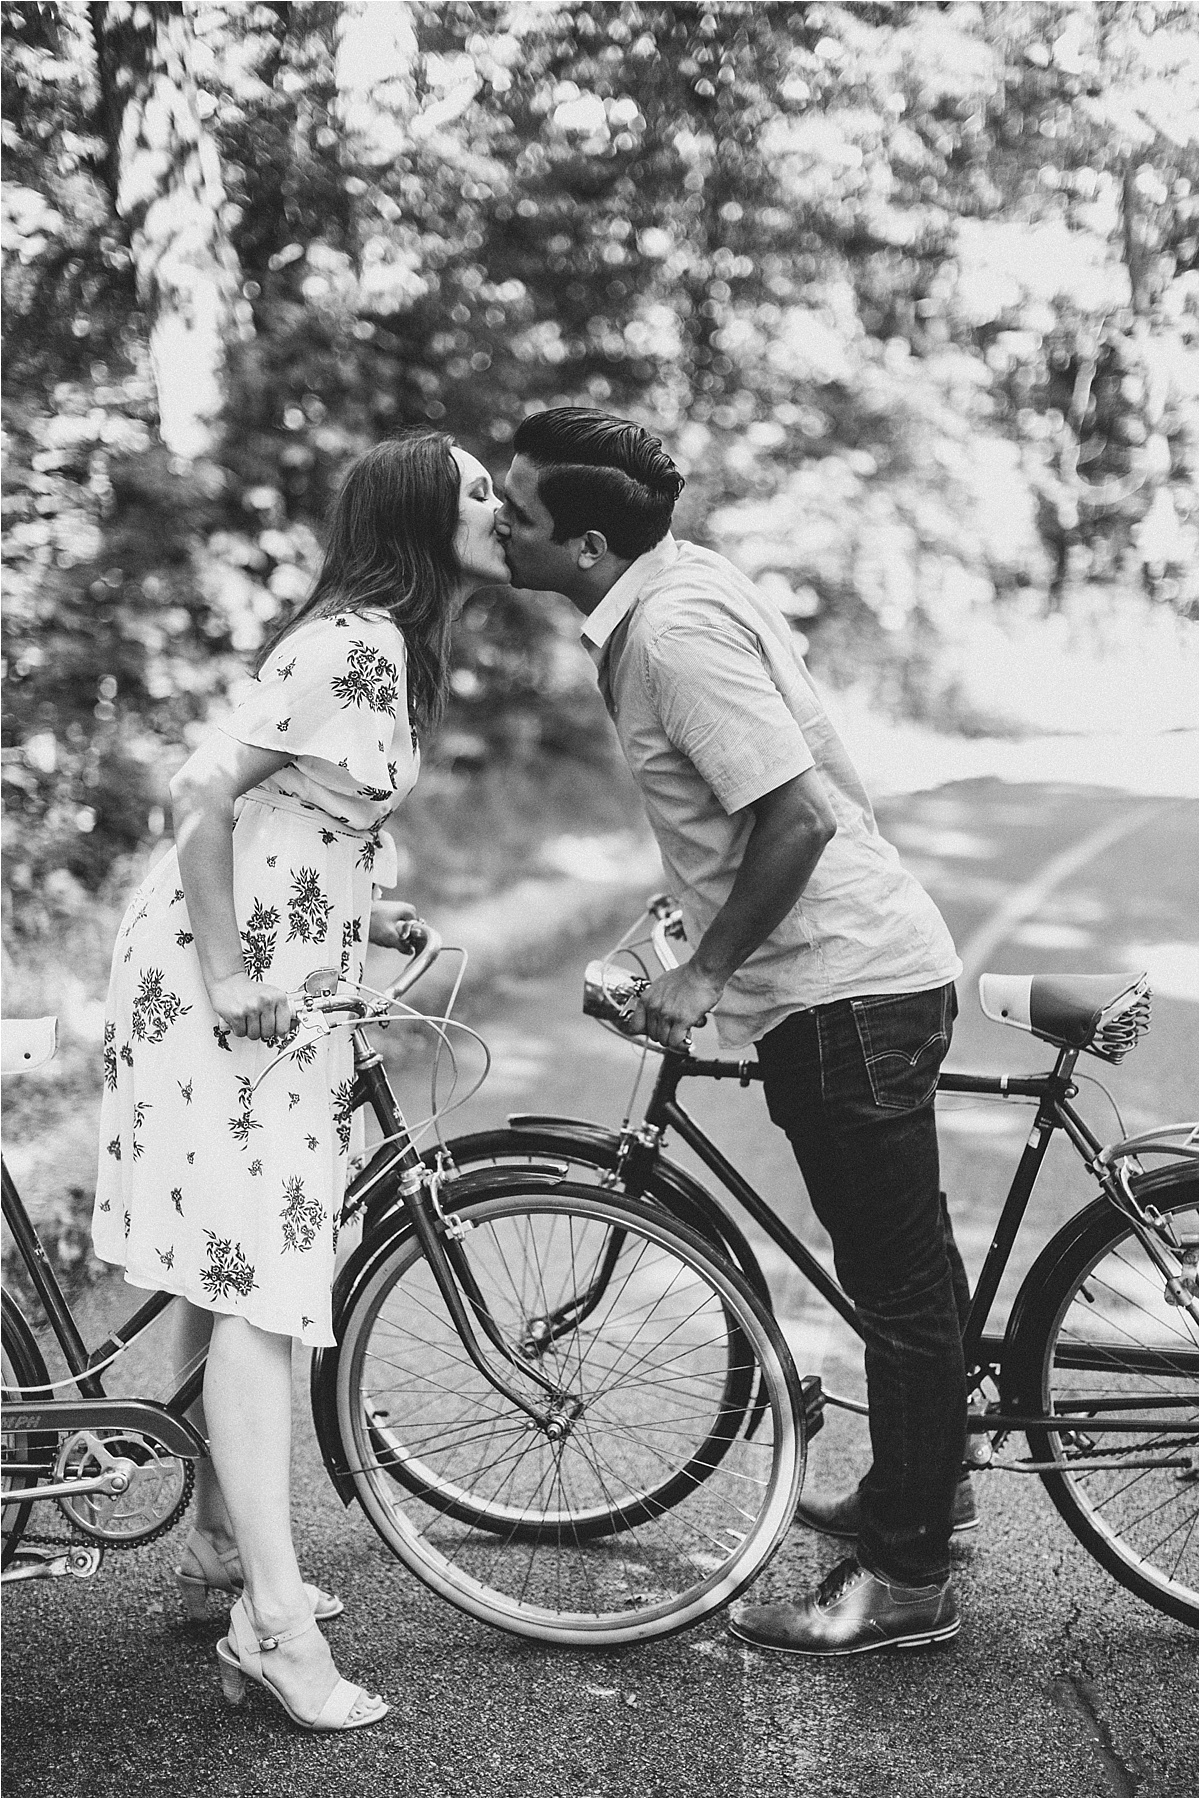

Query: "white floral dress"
(93, 611), (417, 1347)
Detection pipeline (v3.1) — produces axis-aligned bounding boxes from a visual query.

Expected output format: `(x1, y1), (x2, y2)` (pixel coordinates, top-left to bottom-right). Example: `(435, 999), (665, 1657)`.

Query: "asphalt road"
(2, 778), (1196, 1798)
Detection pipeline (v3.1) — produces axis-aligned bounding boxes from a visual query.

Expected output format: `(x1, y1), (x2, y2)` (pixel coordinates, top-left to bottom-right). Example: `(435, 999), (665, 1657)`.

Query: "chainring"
(53, 1429), (195, 1547)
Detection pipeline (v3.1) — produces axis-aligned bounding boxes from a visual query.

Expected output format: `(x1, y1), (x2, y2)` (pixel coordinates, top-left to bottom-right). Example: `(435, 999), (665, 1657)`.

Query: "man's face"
(495, 454), (582, 595)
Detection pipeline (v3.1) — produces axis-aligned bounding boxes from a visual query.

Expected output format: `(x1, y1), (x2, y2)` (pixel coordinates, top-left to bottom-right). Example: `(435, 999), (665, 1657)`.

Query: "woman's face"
(452, 447), (510, 593)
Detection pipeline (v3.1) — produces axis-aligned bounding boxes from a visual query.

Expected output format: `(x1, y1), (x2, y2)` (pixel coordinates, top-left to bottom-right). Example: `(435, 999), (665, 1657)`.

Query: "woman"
(93, 432), (509, 1731)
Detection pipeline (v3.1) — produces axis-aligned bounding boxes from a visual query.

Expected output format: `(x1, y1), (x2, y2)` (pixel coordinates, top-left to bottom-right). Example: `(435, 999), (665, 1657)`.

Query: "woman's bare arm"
(169, 733), (294, 1041)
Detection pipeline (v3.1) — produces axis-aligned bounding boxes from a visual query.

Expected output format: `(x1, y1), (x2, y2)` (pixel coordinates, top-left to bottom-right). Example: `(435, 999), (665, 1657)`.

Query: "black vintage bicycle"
(3, 905), (1196, 1641)
(419, 896), (1199, 1630)
(2, 924), (804, 1646)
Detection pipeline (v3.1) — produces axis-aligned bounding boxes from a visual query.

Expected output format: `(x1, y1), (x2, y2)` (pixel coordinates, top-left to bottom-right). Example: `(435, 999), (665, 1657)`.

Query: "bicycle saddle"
(978, 973), (1151, 1063)
(1, 1016), (58, 1074)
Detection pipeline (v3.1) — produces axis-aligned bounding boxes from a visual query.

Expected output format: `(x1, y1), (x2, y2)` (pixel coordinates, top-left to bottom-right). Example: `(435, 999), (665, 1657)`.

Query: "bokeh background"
(2, 0), (1197, 1256)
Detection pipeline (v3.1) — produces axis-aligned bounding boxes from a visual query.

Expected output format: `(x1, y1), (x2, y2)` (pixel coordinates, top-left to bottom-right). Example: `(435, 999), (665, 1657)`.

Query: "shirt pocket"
(850, 986), (954, 1114)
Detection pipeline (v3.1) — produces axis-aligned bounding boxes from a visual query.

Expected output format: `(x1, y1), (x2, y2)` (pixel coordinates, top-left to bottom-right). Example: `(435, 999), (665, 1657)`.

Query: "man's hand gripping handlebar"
(583, 895), (713, 1054)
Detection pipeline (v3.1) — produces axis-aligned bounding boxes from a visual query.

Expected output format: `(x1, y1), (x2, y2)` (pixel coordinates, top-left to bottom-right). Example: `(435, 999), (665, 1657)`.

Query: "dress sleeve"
(221, 614), (407, 798)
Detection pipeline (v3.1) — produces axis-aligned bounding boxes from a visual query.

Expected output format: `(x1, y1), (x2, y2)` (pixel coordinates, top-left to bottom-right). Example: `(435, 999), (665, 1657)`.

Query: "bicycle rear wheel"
(1010, 1172), (1197, 1626)
(2, 1292), (51, 1568)
(334, 1183), (803, 1645)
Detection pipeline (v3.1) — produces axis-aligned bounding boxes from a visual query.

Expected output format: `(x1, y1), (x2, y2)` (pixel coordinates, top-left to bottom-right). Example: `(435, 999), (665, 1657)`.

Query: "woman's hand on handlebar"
(627, 964), (724, 1052)
(369, 899), (418, 951)
(209, 971), (294, 1042)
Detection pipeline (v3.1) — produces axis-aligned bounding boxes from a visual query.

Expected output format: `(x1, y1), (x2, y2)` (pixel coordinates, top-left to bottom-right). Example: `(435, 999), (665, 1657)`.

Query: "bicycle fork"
(352, 1038), (577, 1436)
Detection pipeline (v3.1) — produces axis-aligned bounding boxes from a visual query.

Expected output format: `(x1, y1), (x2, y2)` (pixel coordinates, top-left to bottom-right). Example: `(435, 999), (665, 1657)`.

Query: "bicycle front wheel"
(334, 1183), (803, 1645)
(1009, 1172), (1198, 1627)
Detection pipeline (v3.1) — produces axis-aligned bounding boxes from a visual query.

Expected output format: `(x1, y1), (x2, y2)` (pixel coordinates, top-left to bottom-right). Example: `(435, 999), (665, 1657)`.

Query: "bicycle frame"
(1, 1158), (206, 1454)
(582, 1038), (1192, 1439)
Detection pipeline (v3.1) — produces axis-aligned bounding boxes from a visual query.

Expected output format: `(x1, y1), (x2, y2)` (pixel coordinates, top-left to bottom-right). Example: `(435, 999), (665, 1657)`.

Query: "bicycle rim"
(335, 1185), (803, 1645)
(1028, 1183), (1197, 1625)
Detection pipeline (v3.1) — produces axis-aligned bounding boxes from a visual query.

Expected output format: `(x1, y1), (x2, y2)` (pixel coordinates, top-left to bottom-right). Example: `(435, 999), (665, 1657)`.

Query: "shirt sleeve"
(645, 616), (815, 815)
(220, 614), (407, 800)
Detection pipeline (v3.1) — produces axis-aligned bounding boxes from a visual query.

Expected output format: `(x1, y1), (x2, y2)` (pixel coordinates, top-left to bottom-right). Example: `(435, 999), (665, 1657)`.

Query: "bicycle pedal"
(800, 1374), (826, 1441)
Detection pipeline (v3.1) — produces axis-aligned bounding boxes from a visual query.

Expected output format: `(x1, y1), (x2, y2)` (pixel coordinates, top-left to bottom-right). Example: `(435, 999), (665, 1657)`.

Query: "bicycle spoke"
(1032, 1191), (1197, 1626)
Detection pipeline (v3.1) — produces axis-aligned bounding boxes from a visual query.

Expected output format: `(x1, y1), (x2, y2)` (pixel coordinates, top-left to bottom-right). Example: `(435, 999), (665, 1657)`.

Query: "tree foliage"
(2, 0), (1196, 929)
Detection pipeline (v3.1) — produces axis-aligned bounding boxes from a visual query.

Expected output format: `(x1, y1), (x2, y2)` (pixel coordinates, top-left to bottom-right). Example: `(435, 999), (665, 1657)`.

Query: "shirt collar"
(581, 534), (679, 661)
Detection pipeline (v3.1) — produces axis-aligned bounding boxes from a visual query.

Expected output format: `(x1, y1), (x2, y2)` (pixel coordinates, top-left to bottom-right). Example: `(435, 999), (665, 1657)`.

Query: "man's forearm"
(630, 769), (836, 1049)
(691, 811), (831, 988)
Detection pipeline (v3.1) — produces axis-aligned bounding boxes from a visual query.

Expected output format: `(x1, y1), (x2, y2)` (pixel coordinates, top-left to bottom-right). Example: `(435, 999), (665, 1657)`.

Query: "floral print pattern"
(287, 868), (333, 944)
(92, 612), (418, 1348)
(330, 640), (399, 715)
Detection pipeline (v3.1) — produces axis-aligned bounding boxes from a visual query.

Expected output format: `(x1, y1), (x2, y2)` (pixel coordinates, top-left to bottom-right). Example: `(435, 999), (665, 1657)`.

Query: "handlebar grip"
(385, 919), (442, 1002)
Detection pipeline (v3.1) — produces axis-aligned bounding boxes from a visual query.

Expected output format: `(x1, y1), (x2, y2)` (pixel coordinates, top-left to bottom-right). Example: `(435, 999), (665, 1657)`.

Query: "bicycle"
(2, 924), (805, 1647)
(420, 895), (1199, 1629)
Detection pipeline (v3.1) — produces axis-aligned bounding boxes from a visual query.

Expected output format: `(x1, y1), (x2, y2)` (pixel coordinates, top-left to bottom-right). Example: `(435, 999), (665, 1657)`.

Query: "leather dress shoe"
(728, 1557), (960, 1657)
(793, 1473), (979, 1540)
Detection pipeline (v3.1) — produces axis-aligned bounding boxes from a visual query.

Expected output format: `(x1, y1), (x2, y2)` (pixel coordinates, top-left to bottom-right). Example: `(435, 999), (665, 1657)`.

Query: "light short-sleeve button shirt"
(584, 535), (962, 1051)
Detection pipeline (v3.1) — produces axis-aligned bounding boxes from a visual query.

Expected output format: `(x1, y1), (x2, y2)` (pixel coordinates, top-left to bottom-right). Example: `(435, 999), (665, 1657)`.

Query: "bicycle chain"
(8, 1455), (195, 1552)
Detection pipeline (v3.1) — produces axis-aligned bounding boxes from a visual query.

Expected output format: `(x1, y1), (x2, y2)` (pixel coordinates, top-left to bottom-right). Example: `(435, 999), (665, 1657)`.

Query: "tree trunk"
(90, 0), (238, 461)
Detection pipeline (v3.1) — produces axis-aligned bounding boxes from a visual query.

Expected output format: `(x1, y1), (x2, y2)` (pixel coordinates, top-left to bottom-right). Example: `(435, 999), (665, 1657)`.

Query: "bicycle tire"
(2, 1291), (52, 1568)
(334, 1182), (804, 1646)
(1007, 1169), (1197, 1627)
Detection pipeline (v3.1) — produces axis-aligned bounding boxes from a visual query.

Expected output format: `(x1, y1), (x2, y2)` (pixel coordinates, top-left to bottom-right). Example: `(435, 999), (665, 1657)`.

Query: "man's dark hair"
(512, 407), (684, 559)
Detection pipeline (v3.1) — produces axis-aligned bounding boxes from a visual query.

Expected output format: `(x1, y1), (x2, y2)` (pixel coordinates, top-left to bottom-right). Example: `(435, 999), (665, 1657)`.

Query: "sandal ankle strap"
(257, 1612), (318, 1653)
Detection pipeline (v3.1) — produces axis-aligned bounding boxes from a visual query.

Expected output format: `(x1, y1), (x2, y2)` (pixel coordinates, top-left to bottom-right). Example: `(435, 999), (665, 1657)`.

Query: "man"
(495, 406), (973, 1657)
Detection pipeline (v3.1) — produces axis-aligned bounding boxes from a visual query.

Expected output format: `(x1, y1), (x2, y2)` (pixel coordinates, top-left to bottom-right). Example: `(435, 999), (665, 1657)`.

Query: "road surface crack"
(1048, 1666), (1139, 1796)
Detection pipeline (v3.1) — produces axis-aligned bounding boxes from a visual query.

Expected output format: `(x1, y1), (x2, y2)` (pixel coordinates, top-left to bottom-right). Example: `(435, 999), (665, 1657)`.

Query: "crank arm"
(13, 1465), (135, 1504)
(0, 1544), (103, 1584)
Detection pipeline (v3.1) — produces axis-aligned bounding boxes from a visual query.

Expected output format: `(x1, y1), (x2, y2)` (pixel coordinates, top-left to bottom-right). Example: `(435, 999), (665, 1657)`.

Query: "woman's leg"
(174, 1302), (234, 1549)
(204, 1314), (374, 1719)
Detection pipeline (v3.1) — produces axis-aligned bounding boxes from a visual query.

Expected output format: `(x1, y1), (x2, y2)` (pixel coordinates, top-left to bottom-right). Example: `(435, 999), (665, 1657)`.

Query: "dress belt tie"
(238, 790), (400, 890)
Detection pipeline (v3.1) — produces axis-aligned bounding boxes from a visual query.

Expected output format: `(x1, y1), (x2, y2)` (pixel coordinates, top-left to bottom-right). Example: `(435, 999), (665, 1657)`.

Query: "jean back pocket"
(850, 986), (954, 1114)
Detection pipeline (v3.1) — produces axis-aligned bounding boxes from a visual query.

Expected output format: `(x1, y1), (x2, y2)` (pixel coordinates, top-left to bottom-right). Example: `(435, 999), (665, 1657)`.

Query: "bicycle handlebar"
(291, 919), (444, 1022)
(385, 919), (443, 1001)
(582, 894), (687, 1041)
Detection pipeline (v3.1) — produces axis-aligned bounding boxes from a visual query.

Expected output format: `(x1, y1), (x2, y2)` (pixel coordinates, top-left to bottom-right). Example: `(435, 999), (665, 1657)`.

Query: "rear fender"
(1000, 1162), (1199, 1408)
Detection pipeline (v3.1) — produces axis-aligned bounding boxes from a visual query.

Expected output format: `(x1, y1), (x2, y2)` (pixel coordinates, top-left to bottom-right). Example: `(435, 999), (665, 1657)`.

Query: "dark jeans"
(757, 984), (968, 1586)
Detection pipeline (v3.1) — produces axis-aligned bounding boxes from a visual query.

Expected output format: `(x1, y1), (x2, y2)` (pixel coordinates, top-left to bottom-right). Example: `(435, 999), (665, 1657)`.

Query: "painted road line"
(958, 800), (1181, 985)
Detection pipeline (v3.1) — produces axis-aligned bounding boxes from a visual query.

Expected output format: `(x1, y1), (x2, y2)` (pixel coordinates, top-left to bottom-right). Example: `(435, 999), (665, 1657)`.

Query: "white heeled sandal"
(216, 1598), (388, 1732)
(175, 1530), (343, 1623)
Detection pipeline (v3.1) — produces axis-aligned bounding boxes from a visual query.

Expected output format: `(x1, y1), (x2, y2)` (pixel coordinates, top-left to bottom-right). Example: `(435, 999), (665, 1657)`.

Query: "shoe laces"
(816, 1558), (865, 1607)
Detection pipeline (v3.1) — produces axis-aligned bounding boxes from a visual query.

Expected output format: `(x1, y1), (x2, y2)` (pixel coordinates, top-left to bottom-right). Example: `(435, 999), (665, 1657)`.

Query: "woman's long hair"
(256, 431), (460, 730)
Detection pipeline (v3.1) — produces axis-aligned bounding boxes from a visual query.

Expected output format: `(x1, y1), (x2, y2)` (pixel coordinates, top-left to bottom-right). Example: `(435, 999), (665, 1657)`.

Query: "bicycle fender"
(999, 1163), (1199, 1409)
(481, 1117), (773, 1309)
(310, 1165), (583, 1505)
